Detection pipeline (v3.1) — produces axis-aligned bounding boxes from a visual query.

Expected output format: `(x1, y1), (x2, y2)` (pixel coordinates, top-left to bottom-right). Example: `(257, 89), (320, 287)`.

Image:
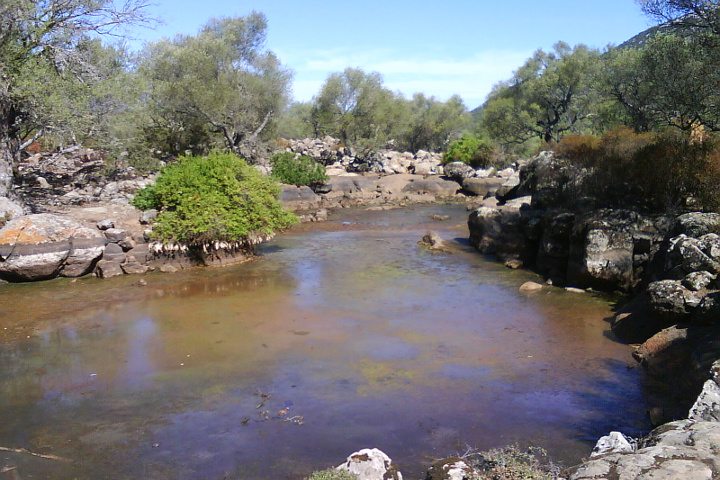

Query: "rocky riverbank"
(0, 140), (512, 283)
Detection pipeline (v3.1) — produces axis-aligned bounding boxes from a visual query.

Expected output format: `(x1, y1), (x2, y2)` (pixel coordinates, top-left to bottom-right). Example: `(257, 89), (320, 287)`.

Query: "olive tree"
(0, 0), (153, 196)
(139, 12), (292, 157)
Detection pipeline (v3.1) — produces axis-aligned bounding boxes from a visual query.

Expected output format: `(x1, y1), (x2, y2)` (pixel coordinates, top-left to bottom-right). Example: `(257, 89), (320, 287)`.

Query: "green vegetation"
(305, 469), (358, 480)
(442, 136), (495, 169)
(462, 444), (563, 480)
(270, 152), (328, 187)
(132, 151), (296, 246)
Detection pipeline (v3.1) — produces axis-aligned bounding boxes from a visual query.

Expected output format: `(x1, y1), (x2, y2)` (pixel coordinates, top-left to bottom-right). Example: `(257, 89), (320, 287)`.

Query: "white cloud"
(280, 47), (533, 109)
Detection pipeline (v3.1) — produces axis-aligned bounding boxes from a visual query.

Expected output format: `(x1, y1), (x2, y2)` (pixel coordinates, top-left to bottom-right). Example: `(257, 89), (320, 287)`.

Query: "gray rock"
(120, 256), (149, 275)
(0, 197), (25, 222)
(519, 281), (544, 293)
(689, 380), (720, 421)
(0, 214), (105, 281)
(443, 162), (475, 180)
(666, 235), (720, 275)
(462, 177), (504, 197)
(139, 209), (158, 225)
(418, 231), (446, 251)
(95, 259), (124, 278)
(159, 264), (178, 274)
(646, 280), (702, 320)
(118, 236), (136, 252)
(96, 218), (115, 230)
(104, 228), (131, 243)
(336, 448), (402, 480)
(591, 431), (634, 457)
(676, 212), (720, 238)
(683, 271), (715, 291)
(693, 291), (720, 326)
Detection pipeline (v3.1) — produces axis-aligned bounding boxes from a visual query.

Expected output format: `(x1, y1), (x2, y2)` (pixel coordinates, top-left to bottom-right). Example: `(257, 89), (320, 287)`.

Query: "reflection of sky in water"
(123, 317), (158, 387)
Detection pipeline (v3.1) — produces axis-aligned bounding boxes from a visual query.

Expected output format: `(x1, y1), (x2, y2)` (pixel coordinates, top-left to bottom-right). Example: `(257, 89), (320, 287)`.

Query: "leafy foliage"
(305, 469), (358, 480)
(270, 152), (328, 187)
(132, 151), (296, 245)
(442, 136), (495, 168)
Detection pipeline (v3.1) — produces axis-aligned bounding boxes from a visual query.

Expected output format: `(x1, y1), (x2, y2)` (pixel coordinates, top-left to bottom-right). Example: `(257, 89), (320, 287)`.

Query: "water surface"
(0, 205), (651, 479)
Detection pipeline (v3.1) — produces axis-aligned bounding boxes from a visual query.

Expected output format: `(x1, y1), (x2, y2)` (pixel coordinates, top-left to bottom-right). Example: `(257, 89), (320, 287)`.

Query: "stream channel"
(0, 204), (661, 479)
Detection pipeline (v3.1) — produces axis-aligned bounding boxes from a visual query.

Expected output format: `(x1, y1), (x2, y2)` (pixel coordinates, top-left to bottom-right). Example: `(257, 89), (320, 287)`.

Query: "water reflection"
(0, 205), (653, 480)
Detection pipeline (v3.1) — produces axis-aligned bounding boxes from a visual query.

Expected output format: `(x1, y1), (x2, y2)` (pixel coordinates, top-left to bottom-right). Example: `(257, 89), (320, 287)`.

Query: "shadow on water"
(0, 204), (664, 480)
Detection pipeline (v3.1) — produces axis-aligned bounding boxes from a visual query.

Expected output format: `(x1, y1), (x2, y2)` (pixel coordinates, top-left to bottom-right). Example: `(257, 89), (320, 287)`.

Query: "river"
(0, 204), (657, 479)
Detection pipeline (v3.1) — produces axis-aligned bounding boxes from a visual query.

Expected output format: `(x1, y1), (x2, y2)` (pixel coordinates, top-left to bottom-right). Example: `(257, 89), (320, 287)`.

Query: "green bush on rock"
(270, 151), (329, 188)
(132, 151), (296, 246)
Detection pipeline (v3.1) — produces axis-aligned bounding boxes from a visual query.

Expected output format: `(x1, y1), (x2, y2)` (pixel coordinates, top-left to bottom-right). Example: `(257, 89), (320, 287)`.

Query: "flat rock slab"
(0, 213), (105, 281)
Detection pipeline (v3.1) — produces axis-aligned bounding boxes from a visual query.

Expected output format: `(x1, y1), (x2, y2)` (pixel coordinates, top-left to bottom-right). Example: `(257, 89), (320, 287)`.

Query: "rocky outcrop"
(0, 214), (105, 281)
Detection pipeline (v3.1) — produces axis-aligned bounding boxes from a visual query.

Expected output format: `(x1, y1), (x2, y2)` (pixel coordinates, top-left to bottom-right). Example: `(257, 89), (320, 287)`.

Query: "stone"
(418, 231), (446, 251)
(120, 257), (149, 275)
(118, 236), (136, 252)
(95, 259), (124, 278)
(159, 264), (178, 274)
(0, 214), (105, 281)
(519, 281), (544, 293)
(280, 185), (322, 212)
(96, 218), (115, 230)
(676, 212), (720, 238)
(683, 271), (715, 291)
(461, 177), (504, 197)
(0, 197), (25, 222)
(689, 380), (720, 421)
(693, 291), (720, 326)
(426, 458), (475, 480)
(633, 326), (690, 377)
(104, 228), (131, 243)
(591, 431), (634, 457)
(336, 448), (402, 480)
(646, 279), (702, 320)
(666, 235), (720, 275)
(139, 209), (158, 225)
(442, 162), (475, 180)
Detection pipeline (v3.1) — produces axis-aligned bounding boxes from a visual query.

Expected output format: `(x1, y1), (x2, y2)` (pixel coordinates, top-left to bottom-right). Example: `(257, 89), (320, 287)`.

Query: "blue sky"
(128, 1), (655, 110)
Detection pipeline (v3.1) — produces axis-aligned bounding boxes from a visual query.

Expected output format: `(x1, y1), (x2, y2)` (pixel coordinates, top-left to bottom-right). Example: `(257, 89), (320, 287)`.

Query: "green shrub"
(463, 444), (563, 480)
(306, 469), (358, 480)
(132, 151), (296, 245)
(442, 136), (495, 169)
(270, 152), (328, 187)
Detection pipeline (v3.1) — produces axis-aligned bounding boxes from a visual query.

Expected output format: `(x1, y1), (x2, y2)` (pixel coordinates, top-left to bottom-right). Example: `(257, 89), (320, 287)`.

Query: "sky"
(126, 0), (656, 110)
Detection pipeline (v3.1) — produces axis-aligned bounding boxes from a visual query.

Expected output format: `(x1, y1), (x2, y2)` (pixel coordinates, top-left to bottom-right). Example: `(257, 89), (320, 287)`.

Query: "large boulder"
(336, 448), (402, 480)
(442, 162), (475, 180)
(468, 205), (533, 264)
(0, 213), (105, 281)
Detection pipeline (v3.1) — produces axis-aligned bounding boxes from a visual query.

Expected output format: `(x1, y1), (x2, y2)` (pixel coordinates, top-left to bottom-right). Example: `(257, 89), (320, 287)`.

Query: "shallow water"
(0, 205), (653, 479)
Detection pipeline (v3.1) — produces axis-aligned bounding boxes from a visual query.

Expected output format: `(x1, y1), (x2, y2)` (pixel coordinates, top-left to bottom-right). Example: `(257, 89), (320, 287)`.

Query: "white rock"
(337, 448), (402, 480)
(591, 431), (634, 457)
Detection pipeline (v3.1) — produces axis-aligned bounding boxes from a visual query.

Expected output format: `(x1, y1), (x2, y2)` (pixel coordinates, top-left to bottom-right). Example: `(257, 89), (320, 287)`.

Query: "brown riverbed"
(0, 204), (658, 479)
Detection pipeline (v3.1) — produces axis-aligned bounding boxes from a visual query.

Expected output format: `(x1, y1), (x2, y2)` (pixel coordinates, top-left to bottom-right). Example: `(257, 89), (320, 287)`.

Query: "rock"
(118, 236), (136, 252)
(96, 218), (115, 230)
(689, 380), (720, 421)
(666, 234), (720, 276)
(495, 171), (521, 202)
(676, 212), (720, 238)
(468, 205), (533, 264)
(418, 231), (446, 251)
(139, 209), (158, 225)
(683, 271), (715, 291)
(0, 214), (105, 281)
(104, 228), (131, 243)
(519, 281), (544, 293)
(95, 259), (124, 278)
(505, 259), (523, 269)
(0, 197), (25, 222)
(461, 177), (504, 197)
(633, 326), (690, 378)
(336, 448), (402, 480)
(565, 287), (586, 293)
(443, 162), (475, 180)
(591, 431), (634, 457)
(694, 292), (720, 326)
(120, 256), (149, 275)
(159, 264), (178, 274)
(426, 458), (475, 480)
(646, 279), (703, 320)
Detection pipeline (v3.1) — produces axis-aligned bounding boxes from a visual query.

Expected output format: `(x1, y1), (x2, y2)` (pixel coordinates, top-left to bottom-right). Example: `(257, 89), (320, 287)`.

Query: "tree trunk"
(0, 144), (13, 198)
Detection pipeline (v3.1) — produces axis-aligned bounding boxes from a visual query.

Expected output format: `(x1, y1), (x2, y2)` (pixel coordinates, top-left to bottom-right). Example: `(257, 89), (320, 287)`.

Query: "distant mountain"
(619, 14), (702, 49)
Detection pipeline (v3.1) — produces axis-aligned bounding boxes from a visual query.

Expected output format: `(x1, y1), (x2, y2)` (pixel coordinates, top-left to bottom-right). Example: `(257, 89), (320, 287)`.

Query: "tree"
(638, 0), (720, 34)
(480, 42), (600, 146)
(312, 68), (402, 151)
(0, 0), (153, 196)
(139, 13), (292, 158)
(396, 94), (471, 152)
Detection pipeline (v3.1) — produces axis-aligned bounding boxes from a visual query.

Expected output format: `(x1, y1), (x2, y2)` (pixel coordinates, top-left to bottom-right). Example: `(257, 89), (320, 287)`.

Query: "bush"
(305, 469), (358, 480)
(442, 136), (495, 169)
(132, 151), (296, 246)
(552, 128), (720, 212)
(270, 152), (328, 187)
(462, 444), (563, 480)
